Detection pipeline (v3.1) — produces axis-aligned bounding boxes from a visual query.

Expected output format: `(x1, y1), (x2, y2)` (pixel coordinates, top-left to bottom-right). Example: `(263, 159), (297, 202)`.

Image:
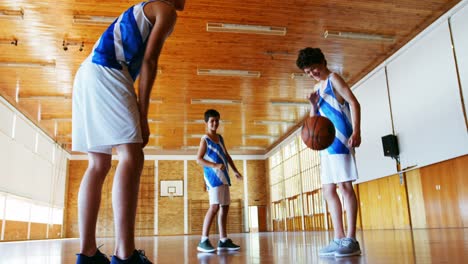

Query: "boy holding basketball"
(196, 109), (242, 253)
(296, 48), (362, 257)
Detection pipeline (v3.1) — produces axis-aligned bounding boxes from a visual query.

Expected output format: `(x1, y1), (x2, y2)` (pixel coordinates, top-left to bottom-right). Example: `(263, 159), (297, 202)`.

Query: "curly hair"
(296, 47), (327, 70)
(204, 109), (220, 122)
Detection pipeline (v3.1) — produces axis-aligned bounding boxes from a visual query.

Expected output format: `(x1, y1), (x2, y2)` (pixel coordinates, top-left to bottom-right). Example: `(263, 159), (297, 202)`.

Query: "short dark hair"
(296, 47), (327, 70)
(204, 109), (220, 122)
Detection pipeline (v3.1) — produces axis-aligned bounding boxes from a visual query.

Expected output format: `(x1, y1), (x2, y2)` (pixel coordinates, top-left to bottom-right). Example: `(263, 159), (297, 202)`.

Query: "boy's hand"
(307, 91), (319, 115)
(234, 172), (243, 180)
(348, 132), (361, 148)
(214, 163), (226, 170)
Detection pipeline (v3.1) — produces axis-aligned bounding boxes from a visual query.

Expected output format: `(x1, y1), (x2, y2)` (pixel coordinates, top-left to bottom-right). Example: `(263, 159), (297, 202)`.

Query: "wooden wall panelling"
(187, 160), (207, 201)
(420, 158), (463, 228)
(136, 163), (155, 236)
(358, 182), (371, 229)
(377, 177), (394, 229)
(158, 160), (184, 235)
(3, 221), (28, 241)
(65, 160), (88, 238)
(387, 175), (411, 229)
(29, 223), (47, 240)
(229, 160), (244, 200)
(454, 155), (468, 227)
(48, 224), (62, 239)
(405, 169), (427, 228)
(246, 160), (267, 206)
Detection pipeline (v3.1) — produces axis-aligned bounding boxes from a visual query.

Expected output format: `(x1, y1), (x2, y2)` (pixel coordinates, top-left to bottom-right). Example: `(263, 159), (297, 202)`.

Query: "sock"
(220, 237), (228, 243)
(201, 236), (209, 242)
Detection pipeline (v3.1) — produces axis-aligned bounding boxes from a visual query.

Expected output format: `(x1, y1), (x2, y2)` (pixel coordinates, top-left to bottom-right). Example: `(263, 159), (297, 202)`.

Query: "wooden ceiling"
(0, 0), (460, 155)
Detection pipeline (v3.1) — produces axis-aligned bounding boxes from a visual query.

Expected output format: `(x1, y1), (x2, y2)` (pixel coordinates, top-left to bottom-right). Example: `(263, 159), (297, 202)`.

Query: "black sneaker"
(110, 250), (152, 264)
(76, 249), (110, 264)
(217, 239), (240, 251)
(197, 239), (216, 253)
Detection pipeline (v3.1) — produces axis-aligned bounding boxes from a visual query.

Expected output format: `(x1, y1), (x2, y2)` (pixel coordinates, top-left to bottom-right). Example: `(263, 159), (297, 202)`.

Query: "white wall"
(352, 1), (468, 182)
(0, 97), (68, 208)
(353, 68), (396, 183)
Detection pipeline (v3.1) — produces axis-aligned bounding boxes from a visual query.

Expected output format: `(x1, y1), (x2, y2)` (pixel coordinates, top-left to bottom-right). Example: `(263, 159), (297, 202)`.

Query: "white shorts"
(72, 58), (142, 154)
(208, 185), (231, 206)
(320, 152), (359, 185)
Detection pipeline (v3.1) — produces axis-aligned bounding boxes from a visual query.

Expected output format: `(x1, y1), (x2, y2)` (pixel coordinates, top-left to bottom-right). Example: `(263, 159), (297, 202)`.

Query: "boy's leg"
(322, 183), (345, 239)
(202, 204), (219, 237)
(338, 181), (358, 238)
(78, 152), (112, 256)
(218, 205), (229, 239)
(335, 181), (361, 257)
(319, 183), (344, 256)
(198, 204), (219, 252)
(113, 143), (144, 259)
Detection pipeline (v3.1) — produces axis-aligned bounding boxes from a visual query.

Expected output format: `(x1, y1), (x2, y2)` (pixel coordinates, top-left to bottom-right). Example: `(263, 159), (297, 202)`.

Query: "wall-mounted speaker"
(381, 134), (399, 158)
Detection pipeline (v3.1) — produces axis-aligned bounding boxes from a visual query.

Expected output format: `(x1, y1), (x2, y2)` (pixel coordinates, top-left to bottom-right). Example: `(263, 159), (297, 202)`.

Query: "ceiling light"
(191, 99), (242, 105)
(144, 146), (162, 150)
(0, 38), (18, 46)
(51, 118), (72, 122)
(185, 134), (205, 138)
(254, 120), (296, 125)
(185, 119), (231, 124)
(73, 15), (115, 25)
(234, 146), (266, 150)
(207, 23), (286, 36)
(150, 97), (163, 103)
(181, 146), (200, 150)
(0, 61), (56, 69)
(19, 95), (71, 101)
(324, 30), (395, 42)
(270, 100), (309, 107)
(0, 9), (23, 20)
(197, 68), (260, 78)
(290, 73), (308, 79)
(148, 118), (163, 123)
(243, 134), (278, 139)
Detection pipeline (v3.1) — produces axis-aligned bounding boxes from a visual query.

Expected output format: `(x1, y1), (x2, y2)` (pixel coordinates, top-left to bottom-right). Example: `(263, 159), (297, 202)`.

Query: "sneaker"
(319, 239), (341, 256)
(197, 239), (216, 253)
(335, 238), (361, 257)
(76, 249), (110, 264)
(217, 239), (240, 251)
(110, 250), (152, 264)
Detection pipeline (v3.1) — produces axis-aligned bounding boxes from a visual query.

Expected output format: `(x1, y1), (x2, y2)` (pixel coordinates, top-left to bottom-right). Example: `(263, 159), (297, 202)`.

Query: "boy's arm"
(330, 73), (361, 148)
(196, 138), (224, 170)
(138, 5), (178, 147)
(307, 83), (320, 117)
(223, 142), (242, 180)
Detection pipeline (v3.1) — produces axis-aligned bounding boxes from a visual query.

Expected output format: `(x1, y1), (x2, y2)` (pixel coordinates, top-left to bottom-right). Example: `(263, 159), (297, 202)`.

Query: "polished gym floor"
(0, 228), (466, 263)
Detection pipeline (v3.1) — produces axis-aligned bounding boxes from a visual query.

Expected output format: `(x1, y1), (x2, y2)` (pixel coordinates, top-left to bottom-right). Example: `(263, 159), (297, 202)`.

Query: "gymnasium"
(0, 0), (466, 263)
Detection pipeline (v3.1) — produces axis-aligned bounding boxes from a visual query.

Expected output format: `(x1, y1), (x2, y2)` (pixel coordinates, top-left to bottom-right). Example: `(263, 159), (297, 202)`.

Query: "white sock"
(220, 237), (228, 243)
(201, 236), (209, 242)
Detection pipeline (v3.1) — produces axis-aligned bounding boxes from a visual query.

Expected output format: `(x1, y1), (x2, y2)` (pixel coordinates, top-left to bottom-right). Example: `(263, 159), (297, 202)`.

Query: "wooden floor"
(0, 229), (466, 263)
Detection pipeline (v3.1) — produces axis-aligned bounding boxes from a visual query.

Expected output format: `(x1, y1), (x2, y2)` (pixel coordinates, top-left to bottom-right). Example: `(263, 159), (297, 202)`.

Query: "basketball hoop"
(168, 187), (176, 200)
(168, 190), (175, 200)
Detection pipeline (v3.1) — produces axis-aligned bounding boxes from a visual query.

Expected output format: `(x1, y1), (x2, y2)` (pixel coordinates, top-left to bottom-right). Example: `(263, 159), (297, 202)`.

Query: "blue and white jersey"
(317, 76), (354, 155)
(90, 1), (157, 81)
(202, 135), (231, 189)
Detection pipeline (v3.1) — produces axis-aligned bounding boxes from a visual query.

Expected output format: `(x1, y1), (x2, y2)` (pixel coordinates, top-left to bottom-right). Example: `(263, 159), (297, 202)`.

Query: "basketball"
(301, 116), (336, 150)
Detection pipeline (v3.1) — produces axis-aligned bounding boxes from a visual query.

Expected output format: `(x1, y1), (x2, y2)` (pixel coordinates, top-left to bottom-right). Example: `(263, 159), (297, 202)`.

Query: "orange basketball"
(301, 116), (335, 150)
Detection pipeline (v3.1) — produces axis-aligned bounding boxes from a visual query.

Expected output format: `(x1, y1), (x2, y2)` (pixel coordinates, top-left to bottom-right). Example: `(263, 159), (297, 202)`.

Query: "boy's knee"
(88, 157), (112, 176)
(210, 204), (220, 212)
